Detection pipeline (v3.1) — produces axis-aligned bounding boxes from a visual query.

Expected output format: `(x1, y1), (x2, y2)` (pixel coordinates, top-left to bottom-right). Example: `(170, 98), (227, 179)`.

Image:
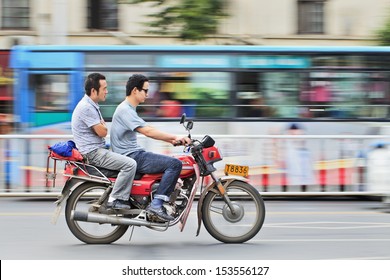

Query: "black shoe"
(107, 199), (131, 210)
(146, 205), (174, 221)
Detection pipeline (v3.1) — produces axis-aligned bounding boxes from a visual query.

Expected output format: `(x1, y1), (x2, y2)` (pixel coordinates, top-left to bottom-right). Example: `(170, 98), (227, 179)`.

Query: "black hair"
(126, 74), (149, 96)
(85, 73), (106, 96)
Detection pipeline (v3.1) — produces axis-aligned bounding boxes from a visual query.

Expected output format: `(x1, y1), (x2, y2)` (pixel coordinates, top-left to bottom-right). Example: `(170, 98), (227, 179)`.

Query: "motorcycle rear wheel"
(202, 180), (265, 243)
(65, 182), (129, 244)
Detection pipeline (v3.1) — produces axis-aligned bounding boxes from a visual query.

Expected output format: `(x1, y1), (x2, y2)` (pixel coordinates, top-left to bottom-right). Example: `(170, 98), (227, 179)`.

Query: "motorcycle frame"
(49, 155), (248, 236)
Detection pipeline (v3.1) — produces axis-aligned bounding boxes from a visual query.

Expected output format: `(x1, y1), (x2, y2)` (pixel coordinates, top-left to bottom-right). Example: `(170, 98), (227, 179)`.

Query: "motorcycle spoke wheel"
(202, 181), (265, 243)
(65, 182), (128, 244)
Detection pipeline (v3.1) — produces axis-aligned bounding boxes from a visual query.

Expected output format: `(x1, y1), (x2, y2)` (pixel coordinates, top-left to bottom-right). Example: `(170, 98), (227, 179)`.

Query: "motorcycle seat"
(85, 165), (143, 180)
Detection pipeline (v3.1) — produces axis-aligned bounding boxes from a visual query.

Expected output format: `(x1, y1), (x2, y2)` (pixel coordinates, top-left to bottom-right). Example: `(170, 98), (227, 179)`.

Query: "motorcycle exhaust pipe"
(71, 210), (168, 227)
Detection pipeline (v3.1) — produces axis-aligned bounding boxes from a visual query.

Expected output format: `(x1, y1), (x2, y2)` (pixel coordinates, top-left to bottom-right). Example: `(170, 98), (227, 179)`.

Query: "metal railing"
(1, 134), (390, 197)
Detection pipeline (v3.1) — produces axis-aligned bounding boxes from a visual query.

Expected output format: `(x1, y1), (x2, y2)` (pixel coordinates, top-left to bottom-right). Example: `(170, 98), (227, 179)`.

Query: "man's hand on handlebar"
(173, 136), (191, 146)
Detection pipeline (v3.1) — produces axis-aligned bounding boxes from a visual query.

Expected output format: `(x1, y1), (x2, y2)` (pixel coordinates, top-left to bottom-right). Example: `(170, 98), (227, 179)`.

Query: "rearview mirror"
(180, 113), (186, 124)
(186, 121), (193, 130)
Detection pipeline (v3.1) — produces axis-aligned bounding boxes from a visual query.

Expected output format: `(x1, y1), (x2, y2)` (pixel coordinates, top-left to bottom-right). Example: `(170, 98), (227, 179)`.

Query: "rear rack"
(45, 151), (112, 188)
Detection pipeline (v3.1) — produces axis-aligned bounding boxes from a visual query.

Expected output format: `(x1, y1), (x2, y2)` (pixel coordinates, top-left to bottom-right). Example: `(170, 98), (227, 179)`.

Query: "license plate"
(224, 164), (249, 177)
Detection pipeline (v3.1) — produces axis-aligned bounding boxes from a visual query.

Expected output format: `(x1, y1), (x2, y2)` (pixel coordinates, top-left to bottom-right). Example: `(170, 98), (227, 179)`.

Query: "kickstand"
(128, 226), (135, 242)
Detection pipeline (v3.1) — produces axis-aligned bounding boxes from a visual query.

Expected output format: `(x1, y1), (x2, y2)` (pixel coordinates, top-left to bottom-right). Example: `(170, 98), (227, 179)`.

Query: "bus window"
(186, 72), (230, 118)
(99, 71), (232, 120)
(236, 71), (305, 119)
(236, 72), (270, 118)
(99, 72), (129, 119)
(31, 74), (69, 112)
(262, 72), (302, 118)
(302, 72), (390, 119)
(363, 73), (390, 118)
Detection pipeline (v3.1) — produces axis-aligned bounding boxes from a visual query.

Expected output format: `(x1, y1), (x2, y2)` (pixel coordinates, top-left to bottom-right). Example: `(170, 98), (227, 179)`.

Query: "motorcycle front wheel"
(65, 182), (129, 244)
(202, 180), (265, 243)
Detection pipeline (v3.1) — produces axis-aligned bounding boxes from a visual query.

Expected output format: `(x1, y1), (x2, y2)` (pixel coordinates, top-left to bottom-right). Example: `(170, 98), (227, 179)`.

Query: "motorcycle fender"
(196, 176), (248, 236)
(51, 178), (88, 225)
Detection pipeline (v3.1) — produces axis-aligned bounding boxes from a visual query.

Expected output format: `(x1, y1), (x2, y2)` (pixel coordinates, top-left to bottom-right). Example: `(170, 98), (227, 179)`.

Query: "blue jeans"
(85, 148), (137, 201)
(129, 151), (182, 201)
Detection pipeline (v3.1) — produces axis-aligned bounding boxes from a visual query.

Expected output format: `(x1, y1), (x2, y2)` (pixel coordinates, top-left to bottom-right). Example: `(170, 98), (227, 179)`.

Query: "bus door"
(236, 70), (307, 118)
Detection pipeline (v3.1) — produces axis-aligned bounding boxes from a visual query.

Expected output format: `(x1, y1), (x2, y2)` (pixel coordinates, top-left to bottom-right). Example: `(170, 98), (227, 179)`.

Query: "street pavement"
(0, 197), (389, 260)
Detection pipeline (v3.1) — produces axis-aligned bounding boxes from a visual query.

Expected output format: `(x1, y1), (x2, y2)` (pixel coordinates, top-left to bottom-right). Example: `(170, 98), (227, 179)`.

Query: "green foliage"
(376, 11), (390, 46)
(121, 0), (227, 41)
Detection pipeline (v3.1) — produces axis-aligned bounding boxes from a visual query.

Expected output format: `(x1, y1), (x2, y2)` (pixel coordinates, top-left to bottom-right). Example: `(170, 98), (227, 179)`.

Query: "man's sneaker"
(107, 199), (131, 210)
(146, 205), (174, 221)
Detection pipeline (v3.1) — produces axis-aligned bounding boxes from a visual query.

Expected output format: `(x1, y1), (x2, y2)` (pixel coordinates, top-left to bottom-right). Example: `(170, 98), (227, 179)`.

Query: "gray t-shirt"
(110, 100), (146, 156)
(71, 95), (106, 154)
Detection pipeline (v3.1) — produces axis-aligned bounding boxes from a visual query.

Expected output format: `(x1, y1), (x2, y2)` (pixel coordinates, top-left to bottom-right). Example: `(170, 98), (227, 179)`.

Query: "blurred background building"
(2, 0), (390, 195)
(0, 0), (389, 48)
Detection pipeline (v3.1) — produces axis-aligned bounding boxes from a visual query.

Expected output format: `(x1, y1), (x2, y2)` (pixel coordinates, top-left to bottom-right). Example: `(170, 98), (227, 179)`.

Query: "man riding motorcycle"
(110, 74), (191, 221)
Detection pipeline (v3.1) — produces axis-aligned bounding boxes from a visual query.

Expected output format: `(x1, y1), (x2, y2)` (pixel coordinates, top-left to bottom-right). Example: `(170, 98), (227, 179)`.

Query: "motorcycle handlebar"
(173, 140), (184, 147)
(173, 135), (193, 147)
(173, 139), (194, 147)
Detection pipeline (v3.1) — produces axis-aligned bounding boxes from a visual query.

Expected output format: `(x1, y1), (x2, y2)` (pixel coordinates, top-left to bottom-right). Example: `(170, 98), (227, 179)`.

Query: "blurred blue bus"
(9, 45), (390, 135)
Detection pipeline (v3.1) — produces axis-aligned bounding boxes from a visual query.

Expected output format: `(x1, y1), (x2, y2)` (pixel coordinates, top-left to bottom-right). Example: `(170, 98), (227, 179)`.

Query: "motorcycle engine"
(131, 195), (150, 207)
(131, 182), (159, 208)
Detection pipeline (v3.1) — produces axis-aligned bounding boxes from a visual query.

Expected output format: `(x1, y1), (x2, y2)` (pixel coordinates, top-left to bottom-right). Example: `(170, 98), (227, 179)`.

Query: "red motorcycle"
(46, 114), (266, 244)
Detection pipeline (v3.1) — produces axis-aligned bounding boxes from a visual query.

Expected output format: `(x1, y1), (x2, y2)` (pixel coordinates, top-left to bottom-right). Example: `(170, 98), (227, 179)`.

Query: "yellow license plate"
(224, 164), (249, 177)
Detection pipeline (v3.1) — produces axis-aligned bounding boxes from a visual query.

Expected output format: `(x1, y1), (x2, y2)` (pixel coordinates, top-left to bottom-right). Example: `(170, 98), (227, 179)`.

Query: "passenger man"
(71, 72), (137, 210)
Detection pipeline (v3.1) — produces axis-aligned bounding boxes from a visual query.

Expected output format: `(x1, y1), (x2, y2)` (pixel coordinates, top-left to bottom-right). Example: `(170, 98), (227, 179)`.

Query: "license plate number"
(224, 164), (249, 177)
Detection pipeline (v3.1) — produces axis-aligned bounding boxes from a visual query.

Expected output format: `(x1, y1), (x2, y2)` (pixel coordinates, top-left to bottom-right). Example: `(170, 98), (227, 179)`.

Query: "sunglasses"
(139, 88), (149, 94)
